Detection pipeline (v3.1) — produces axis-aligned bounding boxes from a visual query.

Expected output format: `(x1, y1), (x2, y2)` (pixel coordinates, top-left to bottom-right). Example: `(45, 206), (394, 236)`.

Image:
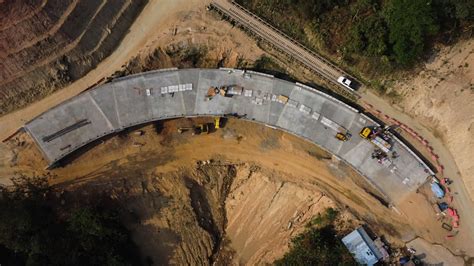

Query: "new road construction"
(25, 68), (433, 204)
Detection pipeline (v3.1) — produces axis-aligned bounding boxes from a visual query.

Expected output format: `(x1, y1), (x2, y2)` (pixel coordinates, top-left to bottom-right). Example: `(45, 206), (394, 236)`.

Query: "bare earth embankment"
(0, 0), (266, 140)
(394, 40), (474, 198)
(1, 0), (473, 264)
(0, 0), (148, 114)
(1, 118), (467, 264)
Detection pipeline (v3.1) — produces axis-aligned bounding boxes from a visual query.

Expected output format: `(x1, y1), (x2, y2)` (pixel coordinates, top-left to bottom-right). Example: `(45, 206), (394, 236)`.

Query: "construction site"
(0, 0), (473, 265)
(8, 67), (464, 263)
(25, 68), (433, 204)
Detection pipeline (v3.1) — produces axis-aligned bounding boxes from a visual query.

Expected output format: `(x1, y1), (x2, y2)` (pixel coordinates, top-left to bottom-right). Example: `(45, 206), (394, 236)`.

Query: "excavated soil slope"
(0, 0), (147, 114)
(3, 117), (469, 264)
(61, 162), (341, 265)
(394, 40), (474, 198)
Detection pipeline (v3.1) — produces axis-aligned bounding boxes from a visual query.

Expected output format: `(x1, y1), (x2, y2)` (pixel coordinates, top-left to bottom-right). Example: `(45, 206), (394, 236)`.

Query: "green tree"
(275, 225), (355, 265)
(0, 176), (140, 265)
(384, 0), (439, 66)
(348, 15), (388, 57)
(275, 208), (355, 265)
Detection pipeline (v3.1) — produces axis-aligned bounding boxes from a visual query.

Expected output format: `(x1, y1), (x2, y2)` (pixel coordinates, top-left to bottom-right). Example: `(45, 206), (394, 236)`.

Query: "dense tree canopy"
(0, 177), (140, 265)
(348, 15), (389, 57)
(237, 0), (473, 74)
(383, 0), (439, 66)
(275, 226), (356, 265)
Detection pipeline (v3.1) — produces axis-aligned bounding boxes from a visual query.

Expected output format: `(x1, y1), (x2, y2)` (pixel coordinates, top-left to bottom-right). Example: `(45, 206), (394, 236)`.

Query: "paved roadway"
(25, 68), (433, 205)
(210, 0), (355, 90)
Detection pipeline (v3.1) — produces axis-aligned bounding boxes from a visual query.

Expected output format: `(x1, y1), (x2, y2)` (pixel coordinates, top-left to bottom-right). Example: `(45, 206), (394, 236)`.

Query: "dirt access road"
(0, 0), (211, 140)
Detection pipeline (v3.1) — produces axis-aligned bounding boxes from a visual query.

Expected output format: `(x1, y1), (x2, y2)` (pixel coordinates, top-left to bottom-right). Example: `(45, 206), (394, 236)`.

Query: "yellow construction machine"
(359, 126), (393, 153)
(335, 132), (350, 141)
(178, 124), (211, 135)
(214, 117), (221, 129)
(360, 127), (372, 139)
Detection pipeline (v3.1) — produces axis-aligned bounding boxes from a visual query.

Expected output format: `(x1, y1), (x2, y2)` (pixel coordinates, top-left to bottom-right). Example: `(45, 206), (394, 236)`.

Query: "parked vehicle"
(337, 76), (357, 91)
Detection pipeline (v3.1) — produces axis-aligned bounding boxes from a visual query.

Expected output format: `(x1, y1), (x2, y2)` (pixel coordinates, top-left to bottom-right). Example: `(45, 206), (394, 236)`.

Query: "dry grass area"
(392, 40), (474, 198)
(1, 117), (470, 263)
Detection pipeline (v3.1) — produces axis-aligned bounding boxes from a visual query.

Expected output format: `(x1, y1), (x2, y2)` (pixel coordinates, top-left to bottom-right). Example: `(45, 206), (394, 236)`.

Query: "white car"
(145, 88), (151, 96)
(337, 76), (356, 90)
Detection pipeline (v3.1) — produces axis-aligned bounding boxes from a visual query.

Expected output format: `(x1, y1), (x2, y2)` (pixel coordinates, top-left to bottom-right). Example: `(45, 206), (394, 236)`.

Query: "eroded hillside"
(0, 0), (147, 114)
(393, 40), (474, 197)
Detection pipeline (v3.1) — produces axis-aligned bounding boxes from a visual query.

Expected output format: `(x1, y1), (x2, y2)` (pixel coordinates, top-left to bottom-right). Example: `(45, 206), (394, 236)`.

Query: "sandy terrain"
(394, 40), (474, 198)
(225, 169), (336, 264)
(1, 117), (469, 263)
(407, 238), (465, 266)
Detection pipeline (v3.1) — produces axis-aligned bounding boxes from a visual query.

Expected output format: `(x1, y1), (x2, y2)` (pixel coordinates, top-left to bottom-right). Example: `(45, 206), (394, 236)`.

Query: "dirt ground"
(0, 0), (265, 140)
(1, 0), (473, 263)
(1, 117), (469, 264)
(394, 39), (474, 198)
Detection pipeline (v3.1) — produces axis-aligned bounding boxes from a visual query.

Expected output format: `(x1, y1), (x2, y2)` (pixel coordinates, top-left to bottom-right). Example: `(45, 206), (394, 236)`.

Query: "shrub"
(277, 208), (355, 265)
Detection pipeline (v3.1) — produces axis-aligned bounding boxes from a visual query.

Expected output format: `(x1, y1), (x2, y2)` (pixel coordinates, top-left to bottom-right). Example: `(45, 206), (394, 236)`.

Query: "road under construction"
(207, 0), (473, 252)
(25, 68), (434, 205)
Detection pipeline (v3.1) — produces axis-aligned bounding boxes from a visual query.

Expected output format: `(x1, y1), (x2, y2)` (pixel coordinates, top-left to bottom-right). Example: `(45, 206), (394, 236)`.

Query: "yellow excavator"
(178, 124), (211, 135)
(177, 117), (223, 135)
(360, 127), (373, 139)
(359, 126), (393, 153)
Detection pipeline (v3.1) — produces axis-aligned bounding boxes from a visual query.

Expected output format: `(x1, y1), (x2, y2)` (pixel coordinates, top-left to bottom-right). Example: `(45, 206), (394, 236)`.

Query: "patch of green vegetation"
(384, 0), (439, 66)
(236, 0), (473, 79)
(179, 46), (208, 67)
(386, 90), (401, 101)
(370, 79), (387, 94)
(253, 55), (284, 72)
(0, 176), (140, 265)
(347, 14), (388, 57)
(276, 208), (355, 265)
(307, 207), (339, 227)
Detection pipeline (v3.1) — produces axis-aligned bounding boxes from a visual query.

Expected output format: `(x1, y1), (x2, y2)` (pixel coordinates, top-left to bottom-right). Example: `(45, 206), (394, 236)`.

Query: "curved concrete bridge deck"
(25, 68), (433, 203)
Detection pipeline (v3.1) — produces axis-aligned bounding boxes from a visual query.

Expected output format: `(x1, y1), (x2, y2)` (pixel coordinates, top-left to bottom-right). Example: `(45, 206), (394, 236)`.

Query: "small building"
(342, 227), (383, 265)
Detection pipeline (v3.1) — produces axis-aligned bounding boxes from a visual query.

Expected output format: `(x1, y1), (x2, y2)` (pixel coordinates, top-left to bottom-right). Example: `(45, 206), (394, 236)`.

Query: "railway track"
(210, 0), (360, 94)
